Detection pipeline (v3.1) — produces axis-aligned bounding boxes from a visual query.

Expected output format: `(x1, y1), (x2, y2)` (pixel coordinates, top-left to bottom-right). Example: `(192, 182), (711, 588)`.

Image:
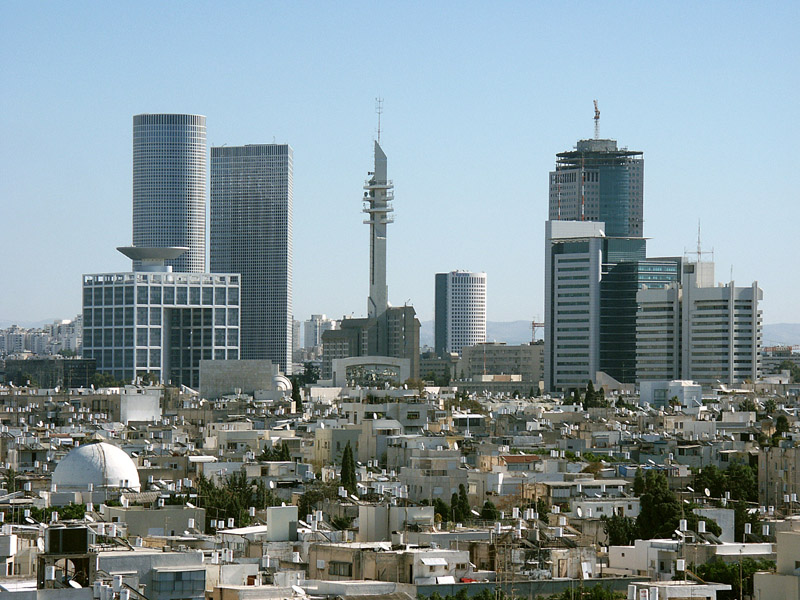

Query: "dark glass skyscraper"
(210, 144), (293, 374)
(132, 114), (207, 272)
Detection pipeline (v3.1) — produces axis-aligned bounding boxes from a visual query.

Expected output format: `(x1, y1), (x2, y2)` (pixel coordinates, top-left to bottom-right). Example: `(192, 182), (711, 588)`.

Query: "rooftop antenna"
(593, 100), (600, 139)
(375, 97), (384, 143)
(687, 220), (714, 263)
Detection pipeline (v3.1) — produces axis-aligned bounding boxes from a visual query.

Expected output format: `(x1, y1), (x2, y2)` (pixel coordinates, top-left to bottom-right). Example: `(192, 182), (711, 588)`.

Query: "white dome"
(52, 442), (141, 492)
(274, 374), (292, 392)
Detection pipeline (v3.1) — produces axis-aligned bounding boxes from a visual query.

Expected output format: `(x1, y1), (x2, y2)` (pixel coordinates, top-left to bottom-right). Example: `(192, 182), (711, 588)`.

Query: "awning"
(421, 557), (448, 566)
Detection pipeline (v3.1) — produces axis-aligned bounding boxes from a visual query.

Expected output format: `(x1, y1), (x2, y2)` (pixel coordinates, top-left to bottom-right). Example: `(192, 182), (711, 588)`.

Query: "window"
(328, 562), (353, 577)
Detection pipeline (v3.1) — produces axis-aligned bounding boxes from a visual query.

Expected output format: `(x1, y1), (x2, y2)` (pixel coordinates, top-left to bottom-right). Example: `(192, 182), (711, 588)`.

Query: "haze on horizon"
(1, 2), (798, 327)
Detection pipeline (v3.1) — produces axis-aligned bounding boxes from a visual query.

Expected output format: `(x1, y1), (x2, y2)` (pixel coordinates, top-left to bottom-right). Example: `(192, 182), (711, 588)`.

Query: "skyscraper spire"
(363, 140), (394, 318)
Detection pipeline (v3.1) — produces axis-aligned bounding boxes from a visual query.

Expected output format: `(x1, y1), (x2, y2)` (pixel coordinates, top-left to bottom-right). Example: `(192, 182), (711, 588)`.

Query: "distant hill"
(420, 320), (536, 347)
(763, 323), (800, 347)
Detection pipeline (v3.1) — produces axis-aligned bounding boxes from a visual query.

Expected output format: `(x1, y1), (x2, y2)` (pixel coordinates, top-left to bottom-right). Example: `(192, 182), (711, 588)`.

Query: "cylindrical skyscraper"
(435, 271), (487, 356)
(132, 113), (207, 273)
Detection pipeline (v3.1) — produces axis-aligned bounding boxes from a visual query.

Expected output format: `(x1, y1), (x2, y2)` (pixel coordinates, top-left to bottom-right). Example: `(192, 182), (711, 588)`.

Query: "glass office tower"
(132, 114), (207, 273)
(210, 144), (293, 373)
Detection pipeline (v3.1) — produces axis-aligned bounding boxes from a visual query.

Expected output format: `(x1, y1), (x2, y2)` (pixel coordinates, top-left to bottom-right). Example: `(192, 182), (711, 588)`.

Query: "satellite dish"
(471, 509), (480, 517)
(85, 514), (94, 522)
(269, 481), (276, 489)
(292, 585), (305, 596)
(686, 486), (694, 493)
(24, 517), (35, 524)
(576, 507), (583, 518)
(185, 502), (195, 509)
(68, 580), (82, 589)
(37, 538), (44, 552)
(704, 488), (711, 497)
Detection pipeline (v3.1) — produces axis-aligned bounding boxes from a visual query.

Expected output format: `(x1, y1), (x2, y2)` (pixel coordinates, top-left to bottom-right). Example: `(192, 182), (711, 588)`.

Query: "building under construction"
(549, 138), (644, 238)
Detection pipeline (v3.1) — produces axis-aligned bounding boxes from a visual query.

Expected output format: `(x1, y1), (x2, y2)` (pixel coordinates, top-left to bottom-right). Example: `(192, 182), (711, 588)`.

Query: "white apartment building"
(637, 260), (762, 386)
(304, 314), (337, 349)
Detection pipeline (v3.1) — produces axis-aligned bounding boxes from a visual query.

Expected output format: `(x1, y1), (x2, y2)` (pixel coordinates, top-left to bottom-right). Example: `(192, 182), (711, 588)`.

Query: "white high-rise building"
(210, 144), (293, 374)
(435, 271), (487, 356)
(304, 314), (337, 349)
(636, 260), (762, 386)
(132, 114), (207, 273)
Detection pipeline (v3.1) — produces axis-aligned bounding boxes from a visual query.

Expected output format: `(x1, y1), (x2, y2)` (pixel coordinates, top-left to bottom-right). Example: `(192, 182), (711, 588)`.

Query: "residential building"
(434, 271), (486, 356)
(549, 137), (644, 237)
(636, 259), (762, 386)
(210, 144), (293, 373)
(458, 341), (543, 385)
(753, 530), (800, 599)
(132, 113), (206, 273)
(758, 445), (800, 508)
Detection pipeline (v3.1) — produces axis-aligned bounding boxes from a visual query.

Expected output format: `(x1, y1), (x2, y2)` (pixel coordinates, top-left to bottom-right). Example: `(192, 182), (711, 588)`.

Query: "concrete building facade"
(636, 260), (762, 386)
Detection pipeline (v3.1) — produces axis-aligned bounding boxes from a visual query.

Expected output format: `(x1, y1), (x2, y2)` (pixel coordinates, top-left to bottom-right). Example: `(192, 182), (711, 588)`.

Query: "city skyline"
(2, 3), (798, 329)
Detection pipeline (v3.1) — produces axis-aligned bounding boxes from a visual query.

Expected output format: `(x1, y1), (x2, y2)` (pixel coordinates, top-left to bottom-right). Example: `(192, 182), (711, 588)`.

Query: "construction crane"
(531, 320), (545, 343)
(593, 100), (600, 139)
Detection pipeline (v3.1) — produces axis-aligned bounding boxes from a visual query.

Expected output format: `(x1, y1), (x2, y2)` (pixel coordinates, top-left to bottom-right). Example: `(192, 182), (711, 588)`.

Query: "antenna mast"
(593, 100), (600, 139)
(375, 97), (383, 143)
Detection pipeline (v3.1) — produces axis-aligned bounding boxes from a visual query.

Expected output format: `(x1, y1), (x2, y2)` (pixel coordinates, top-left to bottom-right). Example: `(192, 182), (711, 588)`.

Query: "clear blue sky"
(2, 2), (798, 331)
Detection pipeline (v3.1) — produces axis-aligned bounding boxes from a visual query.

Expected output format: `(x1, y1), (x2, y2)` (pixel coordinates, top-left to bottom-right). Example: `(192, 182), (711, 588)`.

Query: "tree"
(340, 441), (356, 496)
(457, 484), (470, 522)
(776, 415), (790, 435)
(602, 513), (637, 546)
(724, 463), (758, 502)
(480, 500), (499, 521)
(733, 499), (760, 543)
(3, 469), (18, 493)
(586, 380), (596, 404)
(695, 558), (775, 599)
(258, 442), (291, 462)
(299, 362), (321, 385)
(633, 468), (645, 496)
(535, 498), (550, 521)
(636, 470), (682, 539)
(291, 377), (303, 414)
(433, 498), (450, 523)
(451, 492), (460, 522)
(404, 378), (425, 393)
(739, 398), (757, 413)
(694, 463), (757, 503)
(763, 398), (777, 414)
(778, 359), (800, 383)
